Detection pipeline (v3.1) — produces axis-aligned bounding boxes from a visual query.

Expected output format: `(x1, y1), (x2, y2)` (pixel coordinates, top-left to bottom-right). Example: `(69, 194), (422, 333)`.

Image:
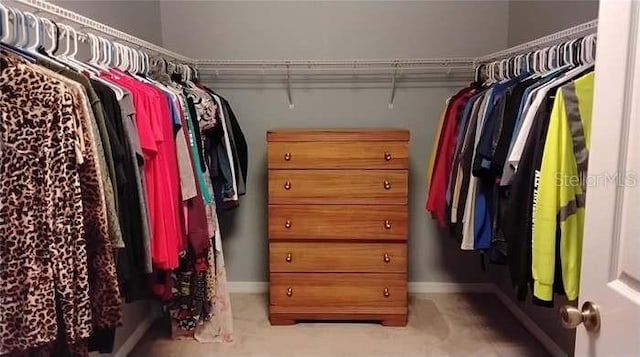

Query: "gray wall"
(50, 0), (163, 45)
(161, 1), (508, 59)
(508, 0), (599, 46)
(160, 0), (510, 283)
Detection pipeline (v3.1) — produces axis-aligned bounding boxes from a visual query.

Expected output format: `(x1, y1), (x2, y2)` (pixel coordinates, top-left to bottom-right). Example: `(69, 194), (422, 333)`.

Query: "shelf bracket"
(388, 60), (400, 109)
(286, 62), (294, 109)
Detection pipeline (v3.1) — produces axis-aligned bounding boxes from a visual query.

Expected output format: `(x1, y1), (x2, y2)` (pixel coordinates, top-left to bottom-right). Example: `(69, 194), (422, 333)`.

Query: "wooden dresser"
(267, 129), (409, 326)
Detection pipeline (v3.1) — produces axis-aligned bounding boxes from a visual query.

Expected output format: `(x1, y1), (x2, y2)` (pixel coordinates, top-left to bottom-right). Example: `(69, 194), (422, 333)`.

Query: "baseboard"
(227, 281), (565, 356)
(112, 312), (158, 357)
(408, 282), (494, 293)
(228, 281), (269, 293)
(490, 286), (568, 357)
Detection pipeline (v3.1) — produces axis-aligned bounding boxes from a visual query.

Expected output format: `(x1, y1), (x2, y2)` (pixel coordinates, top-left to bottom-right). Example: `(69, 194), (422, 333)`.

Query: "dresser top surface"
(267, 128), (410, 142)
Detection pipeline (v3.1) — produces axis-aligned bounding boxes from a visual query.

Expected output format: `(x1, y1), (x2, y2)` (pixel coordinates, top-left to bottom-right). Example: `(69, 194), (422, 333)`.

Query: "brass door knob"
(285, 220), (292, 229)
(384, 152), (392, 161)
(284, 181), (292, 190)
(383, 288), (390, 298)
(286, 253), (292, 262)
(383, 253), (391, 263)
(284, 152), (291, 161)
(286, 287), (293, 297)
(384, 220), (392, 229)
(559, 301), (601, 332)
(384, 180), (391, 190)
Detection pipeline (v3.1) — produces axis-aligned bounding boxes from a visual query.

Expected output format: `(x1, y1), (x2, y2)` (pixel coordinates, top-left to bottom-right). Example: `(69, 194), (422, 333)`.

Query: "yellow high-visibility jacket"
(532, 72), (594, 301)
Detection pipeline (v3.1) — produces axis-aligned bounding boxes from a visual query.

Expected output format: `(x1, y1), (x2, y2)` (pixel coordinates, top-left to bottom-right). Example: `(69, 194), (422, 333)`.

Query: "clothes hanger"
(489, 61), (497, 83)
(566, 39), (576, 67)
(88, 37), (126, 100)
(129, 46), (136, 73)
(547, 44), (556, 71)
(55, 24), (86, 71)
(7, 8), (20, 45)
(39, 18), (55, 54)
(519, 53), (528, 75)
(542, 47), (549, 72)
(87, 33), (111, 72)
(145, 52), (152, 76)
(23, 12), (40, 53)
(540, 44), (571, 79)
(121, 43), (131, 72)
(589, 34), (597, 63)
(55, 23), (71, 58)
(14, 9), (28, 48)
(69, 28), (105, 75)
(101, 37), (114, 69)
(562, 40), (570, 67)
(137, 49), (144, 74)
(110, 41), (122, 70)
(128, 45), (136, 73)
(137, 49), (145, 74)
(0, 7), (33, 59)
(0, 3), (10, 43)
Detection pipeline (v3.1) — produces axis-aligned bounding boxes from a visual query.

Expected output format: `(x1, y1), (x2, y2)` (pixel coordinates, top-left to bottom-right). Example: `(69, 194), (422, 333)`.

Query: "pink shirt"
(101, 71), (183, 269)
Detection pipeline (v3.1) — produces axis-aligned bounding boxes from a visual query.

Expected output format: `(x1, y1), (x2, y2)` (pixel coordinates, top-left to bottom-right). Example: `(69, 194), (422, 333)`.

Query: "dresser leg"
(270, 316), (297, 325)
(380, 315), (408, 327)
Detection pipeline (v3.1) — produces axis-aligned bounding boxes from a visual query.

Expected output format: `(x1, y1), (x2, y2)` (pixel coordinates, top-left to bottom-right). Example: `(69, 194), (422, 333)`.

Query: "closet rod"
(10, 0), (195, 64)
(477, 19), (598, 64)
(194, 58), (476, 74)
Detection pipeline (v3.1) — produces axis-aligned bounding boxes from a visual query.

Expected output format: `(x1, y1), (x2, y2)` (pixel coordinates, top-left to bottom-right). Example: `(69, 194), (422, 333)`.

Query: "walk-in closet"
(2, 1), (639, 356)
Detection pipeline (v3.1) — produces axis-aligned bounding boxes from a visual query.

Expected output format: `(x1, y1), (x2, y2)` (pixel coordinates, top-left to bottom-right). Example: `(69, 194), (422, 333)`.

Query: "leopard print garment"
(41, 69), (124, 329)
(0, 55), (91, 354)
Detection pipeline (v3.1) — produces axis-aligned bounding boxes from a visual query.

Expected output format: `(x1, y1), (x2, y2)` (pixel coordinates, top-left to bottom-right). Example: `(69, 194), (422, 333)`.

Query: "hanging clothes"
(1, 17), (245, 352)
(426, 50), (596, 306)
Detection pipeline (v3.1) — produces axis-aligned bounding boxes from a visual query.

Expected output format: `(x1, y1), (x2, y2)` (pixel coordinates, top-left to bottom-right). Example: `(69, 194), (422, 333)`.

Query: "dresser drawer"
(268, 141), (408, 169)
(270, 242), (406, 273)
(269, 205), (407, 240)
(270, 273), (407, 307)
(268, 170), (408, 205)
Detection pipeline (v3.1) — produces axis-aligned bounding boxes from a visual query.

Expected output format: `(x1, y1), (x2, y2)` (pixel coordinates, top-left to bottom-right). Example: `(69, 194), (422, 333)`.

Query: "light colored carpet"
(130, 293), (550, 357)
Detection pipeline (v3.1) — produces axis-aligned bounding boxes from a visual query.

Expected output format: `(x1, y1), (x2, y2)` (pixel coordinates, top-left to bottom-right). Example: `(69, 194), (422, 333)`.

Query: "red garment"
(101, 71), (183, 269)
(426, 88), (475, 227)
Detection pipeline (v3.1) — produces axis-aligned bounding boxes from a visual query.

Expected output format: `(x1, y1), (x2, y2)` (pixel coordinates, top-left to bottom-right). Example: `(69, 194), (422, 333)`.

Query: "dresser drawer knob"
(284, 152), (292, 161)
(384, 253), (391, 263)
(384, 220), (392, 229)
(383, 288), (390, 298)
(285, 220), (292, 229)
(287, 287), (293, 297)
(384, 152), (392, 161)
(383, 180), (391, 190)
(284, 181), (292, 190)
(286, 253), (293, 262)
